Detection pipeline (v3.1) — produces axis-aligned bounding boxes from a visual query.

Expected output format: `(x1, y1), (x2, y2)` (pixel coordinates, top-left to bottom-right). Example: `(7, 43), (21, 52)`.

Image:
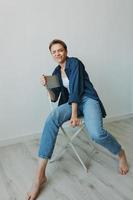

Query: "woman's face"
(50, 43), (67, 64)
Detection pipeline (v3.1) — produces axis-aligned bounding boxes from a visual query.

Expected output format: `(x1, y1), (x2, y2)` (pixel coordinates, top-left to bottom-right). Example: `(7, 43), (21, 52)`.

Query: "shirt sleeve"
(68, 59), (84, 104)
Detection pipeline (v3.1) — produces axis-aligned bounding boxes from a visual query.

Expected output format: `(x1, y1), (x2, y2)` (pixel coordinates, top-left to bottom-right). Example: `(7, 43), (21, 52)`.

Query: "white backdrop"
(0, 0), (133, 141)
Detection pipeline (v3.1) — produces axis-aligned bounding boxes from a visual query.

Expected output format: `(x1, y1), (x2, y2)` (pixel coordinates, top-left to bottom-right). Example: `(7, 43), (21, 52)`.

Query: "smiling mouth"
(56, 57), (62, 59)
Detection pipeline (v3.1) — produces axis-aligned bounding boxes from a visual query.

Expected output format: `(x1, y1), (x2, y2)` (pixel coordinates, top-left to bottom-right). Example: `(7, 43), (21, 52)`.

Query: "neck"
(60, 61), (66, 70)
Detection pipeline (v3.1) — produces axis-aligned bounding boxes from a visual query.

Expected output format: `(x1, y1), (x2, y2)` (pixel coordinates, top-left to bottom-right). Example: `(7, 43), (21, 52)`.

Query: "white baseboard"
(0, 113), (133, 147)
(0, 132), (40, 147)
(104, 113), (133, 123)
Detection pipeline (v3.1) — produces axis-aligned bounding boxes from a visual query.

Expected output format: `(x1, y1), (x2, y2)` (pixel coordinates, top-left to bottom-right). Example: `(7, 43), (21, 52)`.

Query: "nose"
(55, 52), (60, 57)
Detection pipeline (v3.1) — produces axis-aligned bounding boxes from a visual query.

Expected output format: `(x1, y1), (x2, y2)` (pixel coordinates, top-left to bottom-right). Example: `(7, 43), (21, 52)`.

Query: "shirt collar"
(65, 56), (70, 69)
(56, 56), (69, 70)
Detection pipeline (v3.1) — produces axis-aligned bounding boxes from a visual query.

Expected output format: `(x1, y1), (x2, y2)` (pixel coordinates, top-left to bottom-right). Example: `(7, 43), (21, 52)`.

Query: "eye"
(52, 51), (56, 55)
(59, 49), (64, 53)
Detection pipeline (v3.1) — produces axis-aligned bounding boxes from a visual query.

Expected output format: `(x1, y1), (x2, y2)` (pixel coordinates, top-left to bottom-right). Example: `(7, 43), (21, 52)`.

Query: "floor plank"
(0, 117), (133, 200)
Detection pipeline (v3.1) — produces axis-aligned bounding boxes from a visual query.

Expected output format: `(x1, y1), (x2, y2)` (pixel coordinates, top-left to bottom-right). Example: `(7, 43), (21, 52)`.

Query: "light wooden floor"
(0, 117), (133, 200)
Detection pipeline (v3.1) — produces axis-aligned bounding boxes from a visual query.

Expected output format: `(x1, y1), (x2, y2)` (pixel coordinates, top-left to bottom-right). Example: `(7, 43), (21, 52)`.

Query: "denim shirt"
(51, 57), (106, 118)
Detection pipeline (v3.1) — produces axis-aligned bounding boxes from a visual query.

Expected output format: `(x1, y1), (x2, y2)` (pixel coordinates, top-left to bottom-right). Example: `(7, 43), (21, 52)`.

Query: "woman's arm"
(70, 102), (81, 127)
(68, 58), (84, 104)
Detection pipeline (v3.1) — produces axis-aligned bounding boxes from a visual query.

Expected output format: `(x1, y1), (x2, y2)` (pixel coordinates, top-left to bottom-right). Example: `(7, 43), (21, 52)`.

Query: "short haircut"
(49, 39), (67, 51)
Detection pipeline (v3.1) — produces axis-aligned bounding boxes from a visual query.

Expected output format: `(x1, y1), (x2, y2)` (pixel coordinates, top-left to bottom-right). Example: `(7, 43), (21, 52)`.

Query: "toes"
(27, 195), (30, 200)
(26, 192), (32, 200)
(119, 168), (123, 175)
(119, 167), (128, 175)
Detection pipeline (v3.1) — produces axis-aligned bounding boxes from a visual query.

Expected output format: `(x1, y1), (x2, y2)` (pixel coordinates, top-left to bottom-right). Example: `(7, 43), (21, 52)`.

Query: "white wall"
(0, 0), (133, 141)
(132, 72), (133, 113)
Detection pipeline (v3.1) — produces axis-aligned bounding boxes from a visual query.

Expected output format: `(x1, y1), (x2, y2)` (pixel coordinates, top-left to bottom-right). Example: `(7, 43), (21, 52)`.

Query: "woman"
(27, 39), (128, 200)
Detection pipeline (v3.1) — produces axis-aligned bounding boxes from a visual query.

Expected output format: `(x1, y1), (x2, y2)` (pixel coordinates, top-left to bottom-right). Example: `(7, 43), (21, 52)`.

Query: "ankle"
(35, 175), (47, 184)
(118, 149), (125, 159)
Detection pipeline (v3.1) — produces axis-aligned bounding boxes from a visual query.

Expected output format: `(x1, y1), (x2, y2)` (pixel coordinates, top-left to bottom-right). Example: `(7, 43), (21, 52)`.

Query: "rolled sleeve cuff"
(68, 96), (80, 104)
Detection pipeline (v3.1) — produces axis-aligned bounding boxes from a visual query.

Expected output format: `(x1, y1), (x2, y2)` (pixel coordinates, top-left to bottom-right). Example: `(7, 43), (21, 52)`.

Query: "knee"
(46, 105), (71, 126)
(46, 109), (61, 126)
(89, 128), (105, 142)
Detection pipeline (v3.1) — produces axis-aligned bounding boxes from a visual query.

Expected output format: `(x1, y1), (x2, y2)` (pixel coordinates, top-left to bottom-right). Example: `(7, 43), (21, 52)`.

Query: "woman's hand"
(70, 117), (81, 127)
(40, 74), (47, 86)
(70, 103), (80, 127)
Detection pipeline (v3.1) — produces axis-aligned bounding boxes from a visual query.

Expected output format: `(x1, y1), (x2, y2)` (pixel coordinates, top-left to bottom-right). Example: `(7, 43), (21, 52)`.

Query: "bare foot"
(27, 177), (47, 200)
(118, 149), (129, 175)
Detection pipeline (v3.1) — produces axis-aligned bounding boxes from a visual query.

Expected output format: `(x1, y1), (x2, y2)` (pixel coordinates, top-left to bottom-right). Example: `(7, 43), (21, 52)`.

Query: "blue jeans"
(38, 96), (121, 159)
